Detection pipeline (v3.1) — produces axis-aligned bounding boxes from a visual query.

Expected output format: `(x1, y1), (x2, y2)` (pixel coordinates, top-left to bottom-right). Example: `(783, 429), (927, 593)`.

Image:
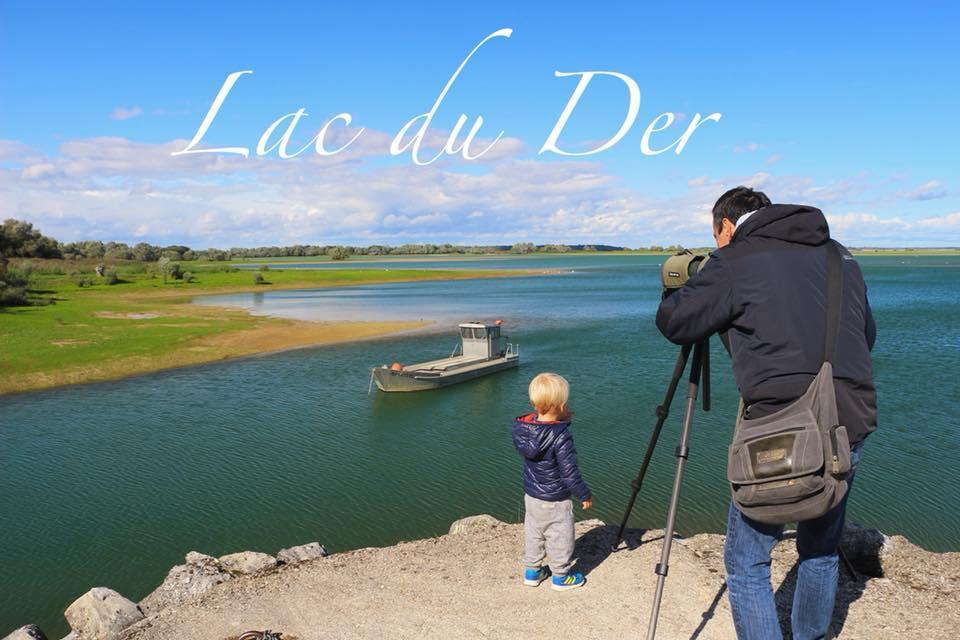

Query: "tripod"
(612, 339), (710, 640)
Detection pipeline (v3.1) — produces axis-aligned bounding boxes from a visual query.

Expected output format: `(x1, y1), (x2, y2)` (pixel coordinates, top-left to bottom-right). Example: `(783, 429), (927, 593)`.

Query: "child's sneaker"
(551, 572), (585, 591)
(523, 566), (551, 586)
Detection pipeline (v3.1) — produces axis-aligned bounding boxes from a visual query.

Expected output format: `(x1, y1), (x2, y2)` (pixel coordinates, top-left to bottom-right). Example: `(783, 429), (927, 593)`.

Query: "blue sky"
(1, 1), (958, 247)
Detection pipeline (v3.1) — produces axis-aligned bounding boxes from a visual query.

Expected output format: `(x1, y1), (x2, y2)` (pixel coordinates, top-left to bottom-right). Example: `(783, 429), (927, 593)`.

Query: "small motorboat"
(370, 321), (519, 392)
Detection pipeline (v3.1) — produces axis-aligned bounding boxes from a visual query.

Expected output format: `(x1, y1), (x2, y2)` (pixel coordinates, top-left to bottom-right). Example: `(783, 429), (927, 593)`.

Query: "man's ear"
(716, 217), (736, 247)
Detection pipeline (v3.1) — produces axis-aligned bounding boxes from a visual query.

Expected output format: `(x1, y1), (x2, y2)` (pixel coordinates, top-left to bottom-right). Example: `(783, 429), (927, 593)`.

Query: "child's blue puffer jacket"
(511, 413), (592, 501)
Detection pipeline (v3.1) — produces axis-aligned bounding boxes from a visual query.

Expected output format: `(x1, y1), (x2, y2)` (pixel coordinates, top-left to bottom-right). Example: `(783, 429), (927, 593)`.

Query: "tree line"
(0, 218), (647, 263)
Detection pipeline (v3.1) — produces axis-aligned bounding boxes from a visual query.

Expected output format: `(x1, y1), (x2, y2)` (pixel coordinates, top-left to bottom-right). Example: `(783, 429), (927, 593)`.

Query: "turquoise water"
(1, 255), (958, 636)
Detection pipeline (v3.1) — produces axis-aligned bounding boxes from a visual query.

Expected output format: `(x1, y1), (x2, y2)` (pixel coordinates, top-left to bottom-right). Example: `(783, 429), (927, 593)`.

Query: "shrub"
(0, 267), (31, 306)
(158, 257), (184, 282)
(258, 264), (271, 272)
(182, 271), (194, 283)
(254, 272), (267, 285)
(326, 246), (349, 261)
(104, 268), (120, 285)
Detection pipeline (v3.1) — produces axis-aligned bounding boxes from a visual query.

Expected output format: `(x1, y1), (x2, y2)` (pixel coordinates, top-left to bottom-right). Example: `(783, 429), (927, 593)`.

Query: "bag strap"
(824, 240), (844, 363)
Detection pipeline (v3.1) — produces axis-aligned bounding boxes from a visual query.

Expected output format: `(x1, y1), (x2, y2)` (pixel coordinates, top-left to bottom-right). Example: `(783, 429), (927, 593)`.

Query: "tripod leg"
(701, 341), (711, 412)
(647, 340), (706, 640)
(612, 344), (693, 551)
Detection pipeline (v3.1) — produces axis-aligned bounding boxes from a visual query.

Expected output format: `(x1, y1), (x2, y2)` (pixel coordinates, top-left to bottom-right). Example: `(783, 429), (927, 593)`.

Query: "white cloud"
(915, 212), (960, 228)
(733, 143), (762, 153)
(1, 136), (958, 248)
(898, 180), (950, 201)
(110, 106), (143, 121)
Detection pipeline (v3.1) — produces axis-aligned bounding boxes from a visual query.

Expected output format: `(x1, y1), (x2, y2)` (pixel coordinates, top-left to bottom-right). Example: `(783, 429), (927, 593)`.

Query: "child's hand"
(581, 497), (593, 510)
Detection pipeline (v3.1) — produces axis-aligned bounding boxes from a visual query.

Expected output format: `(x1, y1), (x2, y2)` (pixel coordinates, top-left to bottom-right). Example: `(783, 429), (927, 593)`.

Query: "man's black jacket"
(656, 204), (877, 444)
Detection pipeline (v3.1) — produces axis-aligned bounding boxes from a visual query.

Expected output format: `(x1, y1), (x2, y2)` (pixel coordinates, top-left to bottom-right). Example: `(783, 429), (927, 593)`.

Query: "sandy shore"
(115, 517), (959, 640)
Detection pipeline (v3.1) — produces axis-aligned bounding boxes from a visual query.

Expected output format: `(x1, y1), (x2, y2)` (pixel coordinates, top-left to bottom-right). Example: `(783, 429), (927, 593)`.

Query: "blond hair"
(528, 372), (570, 415)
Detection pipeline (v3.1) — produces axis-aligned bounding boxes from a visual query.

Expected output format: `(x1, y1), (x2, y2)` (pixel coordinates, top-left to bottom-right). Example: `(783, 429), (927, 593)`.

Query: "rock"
(448, 514), (506, 535)
(184, 551), (218, 568)
(217, 551), (277, 575)
(840, 522), (892, 576)
(2, 625), (48, 640)
(577, 518), (606, 528)
(58, 635), (77, 640)
(64, 588), (143, 640)
(139, 560), (233, 615)
(277, 542), (329, 565)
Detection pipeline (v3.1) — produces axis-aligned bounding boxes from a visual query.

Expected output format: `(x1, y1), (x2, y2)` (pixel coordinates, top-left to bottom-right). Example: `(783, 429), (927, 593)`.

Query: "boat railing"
(506, 342), (519, 358)
(449, 341), (461, 358)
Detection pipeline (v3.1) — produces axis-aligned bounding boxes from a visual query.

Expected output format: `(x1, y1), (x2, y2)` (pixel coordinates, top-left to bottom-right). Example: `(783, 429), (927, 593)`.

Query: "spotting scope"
(660, 250), (710, 293)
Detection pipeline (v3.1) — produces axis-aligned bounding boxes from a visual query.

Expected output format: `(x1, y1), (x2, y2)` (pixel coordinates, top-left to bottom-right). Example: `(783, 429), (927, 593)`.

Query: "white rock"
(184, 551), (218, 567)
(139, 562), (233, 614)
(448, 514), (506, 535)
(277, 542), (329, 565)
(577, 518), (607, 528)
(217, 551), (277, 575)
(64, 588), (143, 640)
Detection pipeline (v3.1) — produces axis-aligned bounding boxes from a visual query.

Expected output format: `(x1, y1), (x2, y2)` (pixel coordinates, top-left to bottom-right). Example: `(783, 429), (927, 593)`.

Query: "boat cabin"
(459, 322), (505, 359)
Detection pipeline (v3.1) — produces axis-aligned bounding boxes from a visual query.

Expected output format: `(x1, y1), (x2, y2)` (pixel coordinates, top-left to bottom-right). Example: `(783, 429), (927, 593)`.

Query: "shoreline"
(1, 269), (555, 397)
(9, 515), (957, 640)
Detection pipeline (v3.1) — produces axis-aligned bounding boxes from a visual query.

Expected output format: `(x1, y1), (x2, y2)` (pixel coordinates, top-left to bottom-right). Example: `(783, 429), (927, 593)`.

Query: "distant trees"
(1, 219), (62, 259)
(0, 217), (650, 268)
(510, 242), (536, 254)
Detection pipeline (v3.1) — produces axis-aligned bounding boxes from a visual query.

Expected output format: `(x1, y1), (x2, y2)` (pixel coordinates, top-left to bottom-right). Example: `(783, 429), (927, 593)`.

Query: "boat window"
(489, 327), (500, 338)
(461, 327), (472, 339)
(473, 328), (486, 339)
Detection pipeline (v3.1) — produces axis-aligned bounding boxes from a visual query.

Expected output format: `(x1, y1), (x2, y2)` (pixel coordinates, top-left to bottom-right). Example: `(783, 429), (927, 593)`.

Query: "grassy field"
(0, 261), (527, 395)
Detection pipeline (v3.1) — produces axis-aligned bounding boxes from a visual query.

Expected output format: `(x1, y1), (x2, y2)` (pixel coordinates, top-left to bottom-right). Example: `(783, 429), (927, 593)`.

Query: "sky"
(1, 1), (958, 248)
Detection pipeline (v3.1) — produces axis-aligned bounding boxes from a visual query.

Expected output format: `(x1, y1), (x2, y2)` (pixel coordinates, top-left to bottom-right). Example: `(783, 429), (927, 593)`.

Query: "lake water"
(2, 254), (958, 636)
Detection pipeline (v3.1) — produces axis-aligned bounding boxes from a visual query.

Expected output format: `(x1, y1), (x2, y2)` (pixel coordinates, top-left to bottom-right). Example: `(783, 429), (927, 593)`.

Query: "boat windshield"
(460, 327), (486, 339)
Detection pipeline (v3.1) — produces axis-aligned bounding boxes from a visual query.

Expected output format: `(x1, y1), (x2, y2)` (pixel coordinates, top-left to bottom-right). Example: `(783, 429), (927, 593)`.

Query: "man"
(656, 186), (877, 640)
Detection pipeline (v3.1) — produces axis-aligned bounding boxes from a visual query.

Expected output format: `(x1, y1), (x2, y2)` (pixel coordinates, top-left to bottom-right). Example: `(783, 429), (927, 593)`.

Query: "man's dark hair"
(712, 186), (772, 232)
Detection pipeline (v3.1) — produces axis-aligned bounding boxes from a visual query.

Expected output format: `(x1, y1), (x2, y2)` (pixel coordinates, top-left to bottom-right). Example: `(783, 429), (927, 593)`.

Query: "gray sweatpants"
(522, 493), (576, 575)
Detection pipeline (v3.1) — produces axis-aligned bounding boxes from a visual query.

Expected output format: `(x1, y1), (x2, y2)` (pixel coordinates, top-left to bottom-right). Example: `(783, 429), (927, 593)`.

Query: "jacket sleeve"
(554, 431), (591, 501)
(656, 253), (738, 345)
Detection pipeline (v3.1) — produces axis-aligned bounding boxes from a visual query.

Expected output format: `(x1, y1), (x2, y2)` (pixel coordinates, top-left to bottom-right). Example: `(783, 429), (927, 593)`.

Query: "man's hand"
(581, 497), (593, 510)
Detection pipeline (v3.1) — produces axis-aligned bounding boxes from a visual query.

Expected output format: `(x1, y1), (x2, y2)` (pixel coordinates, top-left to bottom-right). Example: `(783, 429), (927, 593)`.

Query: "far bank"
(0, 263), (547, 395)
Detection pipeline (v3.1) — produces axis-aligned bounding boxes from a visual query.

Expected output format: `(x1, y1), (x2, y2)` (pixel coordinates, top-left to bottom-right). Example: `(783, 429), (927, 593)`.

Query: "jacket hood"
(733, 204), (830, 247)
(512, 413), (570, 460)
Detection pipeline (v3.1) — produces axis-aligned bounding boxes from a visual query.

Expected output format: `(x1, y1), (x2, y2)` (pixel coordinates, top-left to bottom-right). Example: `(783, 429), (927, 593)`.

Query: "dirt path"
(121, 519), (958, 640)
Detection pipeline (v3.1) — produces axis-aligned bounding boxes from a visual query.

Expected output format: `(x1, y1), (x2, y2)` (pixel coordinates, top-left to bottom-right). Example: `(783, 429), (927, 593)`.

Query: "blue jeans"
(724, 442), (864, 640)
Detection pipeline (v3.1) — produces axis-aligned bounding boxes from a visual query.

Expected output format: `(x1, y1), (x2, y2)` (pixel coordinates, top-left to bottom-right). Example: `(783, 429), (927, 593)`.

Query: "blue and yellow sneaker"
(523, 566), (551, 586)
(551, 572), (586, 591)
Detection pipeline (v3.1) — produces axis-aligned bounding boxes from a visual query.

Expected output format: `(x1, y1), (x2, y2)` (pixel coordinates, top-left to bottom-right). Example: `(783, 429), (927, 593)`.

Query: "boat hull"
(372, 356), (519, 392)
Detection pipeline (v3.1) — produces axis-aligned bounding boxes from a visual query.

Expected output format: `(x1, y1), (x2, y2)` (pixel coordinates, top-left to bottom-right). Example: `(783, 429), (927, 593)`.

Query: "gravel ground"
(121, 519), (959, 640)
